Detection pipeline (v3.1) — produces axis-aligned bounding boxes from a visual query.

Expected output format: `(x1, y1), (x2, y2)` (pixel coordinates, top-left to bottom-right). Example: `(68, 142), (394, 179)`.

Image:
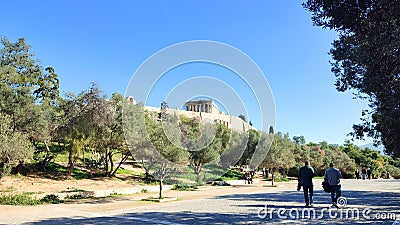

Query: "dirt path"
(0, 178), (293, 224)
(1, 179), (399, 224)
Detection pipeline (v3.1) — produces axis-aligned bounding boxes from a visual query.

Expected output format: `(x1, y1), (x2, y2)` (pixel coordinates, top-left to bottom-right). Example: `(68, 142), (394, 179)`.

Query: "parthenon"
(184, 99), (219, 114)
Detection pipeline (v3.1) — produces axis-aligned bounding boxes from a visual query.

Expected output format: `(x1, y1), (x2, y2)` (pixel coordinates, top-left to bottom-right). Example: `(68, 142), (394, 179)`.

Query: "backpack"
(322, 180), (330, 193)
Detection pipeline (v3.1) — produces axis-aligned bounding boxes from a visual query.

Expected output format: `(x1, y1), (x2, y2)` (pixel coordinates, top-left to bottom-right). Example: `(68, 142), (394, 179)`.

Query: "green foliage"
(213, 169), (245, 181)
(222, 169), (244, 179)
(0, 193), (39, 205)
(0, 113), (34, 177)
(141, 189), (149, 193)
(238, 129), (259, 166)
(172, 184), (198, 191)
(303, 0), (400, 157)
(263, 132), (296, 184)
(0, 193), (64, 205)
(40, 194), (62, 204)
(115, 168), (133, 175)
(44, 162), (103, 179)
(65, 194), (85, 200)
(0, 37), (59, 104)
(182, 116), (223, 184)
(384, 165), (400, 179)
(138, 179), (159, 186)
(60, 188), (85, 193)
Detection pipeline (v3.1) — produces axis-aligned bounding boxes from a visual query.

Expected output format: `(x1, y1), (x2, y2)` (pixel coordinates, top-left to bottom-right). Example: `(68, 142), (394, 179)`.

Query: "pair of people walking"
(298, 161), (342, 208)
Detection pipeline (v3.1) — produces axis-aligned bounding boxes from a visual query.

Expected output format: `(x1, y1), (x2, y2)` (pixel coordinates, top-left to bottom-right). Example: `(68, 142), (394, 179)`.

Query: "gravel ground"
(0, 179), (399, 224)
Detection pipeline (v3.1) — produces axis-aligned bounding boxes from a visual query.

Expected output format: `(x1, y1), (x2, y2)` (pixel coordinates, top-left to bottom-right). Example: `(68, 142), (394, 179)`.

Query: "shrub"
(172, 184), (198, 191)
(40, 194), (62, 204)
(0, 114), (34, 178)
(384, 165), (400, 179)
(0, 193), (39, 205)
(65, 194), (85, 200)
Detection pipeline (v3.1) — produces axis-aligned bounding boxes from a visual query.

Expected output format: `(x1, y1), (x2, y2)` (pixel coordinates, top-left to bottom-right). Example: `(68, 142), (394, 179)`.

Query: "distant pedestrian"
(367, 168), (372, 180)
(324, 162), (342, 208)
(361, 168), (367, 180)
(386, 171), (390, 179)
(355, 168), (360, 180)
(298, 161), (315, 207)
(244, 172), (253, 184)
(250, 170), (255, 178)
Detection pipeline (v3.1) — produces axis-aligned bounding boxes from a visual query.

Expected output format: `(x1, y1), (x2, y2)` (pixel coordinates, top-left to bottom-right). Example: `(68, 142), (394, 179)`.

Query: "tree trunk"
(67, 145), (73, 178)
(83, 147), (85, 167)
(271, 168), (275, 186)
(159, 179), (163, 199)
(111, 152), (130, 177)
(43, 141), (51, 171)
(108, 151), (114, 177)
(194, 165), (202, 184)
(104, 149), (109, 176)
(142, 159), (150, 179)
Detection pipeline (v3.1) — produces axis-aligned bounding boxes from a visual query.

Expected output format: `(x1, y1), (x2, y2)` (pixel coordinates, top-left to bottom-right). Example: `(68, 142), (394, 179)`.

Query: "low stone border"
(31, 185), (173, 200)
(141, 197), (178, 203)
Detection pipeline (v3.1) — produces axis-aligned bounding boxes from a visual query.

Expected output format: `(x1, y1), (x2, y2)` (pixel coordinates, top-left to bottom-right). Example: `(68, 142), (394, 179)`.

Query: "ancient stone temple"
(184, 99), (219, 114)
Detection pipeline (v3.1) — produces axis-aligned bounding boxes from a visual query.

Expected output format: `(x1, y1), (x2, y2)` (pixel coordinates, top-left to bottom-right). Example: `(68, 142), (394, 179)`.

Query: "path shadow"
(30, 189), (400, 225)
(216, 190), (400, 211)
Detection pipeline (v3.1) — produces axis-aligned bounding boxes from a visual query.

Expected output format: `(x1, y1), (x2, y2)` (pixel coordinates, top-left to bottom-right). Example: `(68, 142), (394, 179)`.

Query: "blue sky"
(0, 0), (373, 145)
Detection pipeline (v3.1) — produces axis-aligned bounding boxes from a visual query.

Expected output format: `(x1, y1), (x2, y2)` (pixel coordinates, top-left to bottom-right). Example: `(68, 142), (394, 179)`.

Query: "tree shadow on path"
(31, 189), (400, 225)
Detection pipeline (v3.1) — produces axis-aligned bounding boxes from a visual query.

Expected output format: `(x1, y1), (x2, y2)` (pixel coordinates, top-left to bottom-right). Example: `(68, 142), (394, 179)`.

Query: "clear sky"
(0, 0), (373, 146)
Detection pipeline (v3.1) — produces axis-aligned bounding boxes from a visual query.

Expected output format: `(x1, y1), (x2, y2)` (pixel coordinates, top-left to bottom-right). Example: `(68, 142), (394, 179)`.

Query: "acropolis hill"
(127, 96), (255, 133)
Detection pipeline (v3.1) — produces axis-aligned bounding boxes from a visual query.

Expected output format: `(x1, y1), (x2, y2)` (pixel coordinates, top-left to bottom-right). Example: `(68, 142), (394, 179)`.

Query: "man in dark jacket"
(324, 162), (342, 208)
(298, 161), (315, 207)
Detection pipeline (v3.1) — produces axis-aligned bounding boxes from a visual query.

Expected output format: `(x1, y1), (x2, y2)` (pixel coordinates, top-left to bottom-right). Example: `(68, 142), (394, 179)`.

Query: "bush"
(40, 194), (62, 204)
(287, 167), (299, 178)
(384, 165), (400, 179)
(0, 193), (39, 205)
(222, 169), (244, 179)
(0, 113), (34, 178)
(65, 194), (85, 200)
(172, 184), (198, 191)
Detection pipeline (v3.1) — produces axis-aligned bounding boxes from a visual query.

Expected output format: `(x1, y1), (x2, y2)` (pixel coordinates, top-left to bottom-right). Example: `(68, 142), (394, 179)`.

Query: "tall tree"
(56, 84), (109, 177)
(264, 132), (296, 185)
(150, 111), (188, 198)
(0, 37), (59, 104)
(303, 0), (400, 157)
(238, 129), (259, 166)
(124, 103), (157, 179)
(0, 37), (60, 173)
(183, 118), (221, 184)
(125, 101), (188, 198)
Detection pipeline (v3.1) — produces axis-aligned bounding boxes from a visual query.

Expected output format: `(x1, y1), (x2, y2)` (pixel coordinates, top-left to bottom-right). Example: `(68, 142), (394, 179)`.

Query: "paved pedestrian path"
(0, 179), (399, 224)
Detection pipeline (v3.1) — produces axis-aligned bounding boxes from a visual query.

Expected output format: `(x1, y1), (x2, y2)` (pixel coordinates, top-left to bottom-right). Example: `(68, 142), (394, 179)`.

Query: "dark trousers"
(302, 184), (313, 205)
(330, 185), (342, 203)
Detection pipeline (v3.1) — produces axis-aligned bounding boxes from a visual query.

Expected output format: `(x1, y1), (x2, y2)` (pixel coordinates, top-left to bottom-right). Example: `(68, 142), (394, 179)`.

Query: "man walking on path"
(324, 162), (342, 208)
(367, 168), (372, 180)
(355, 168), (360, 180)
(298, 161), (315, 207)
(361, 168), (367, 180)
